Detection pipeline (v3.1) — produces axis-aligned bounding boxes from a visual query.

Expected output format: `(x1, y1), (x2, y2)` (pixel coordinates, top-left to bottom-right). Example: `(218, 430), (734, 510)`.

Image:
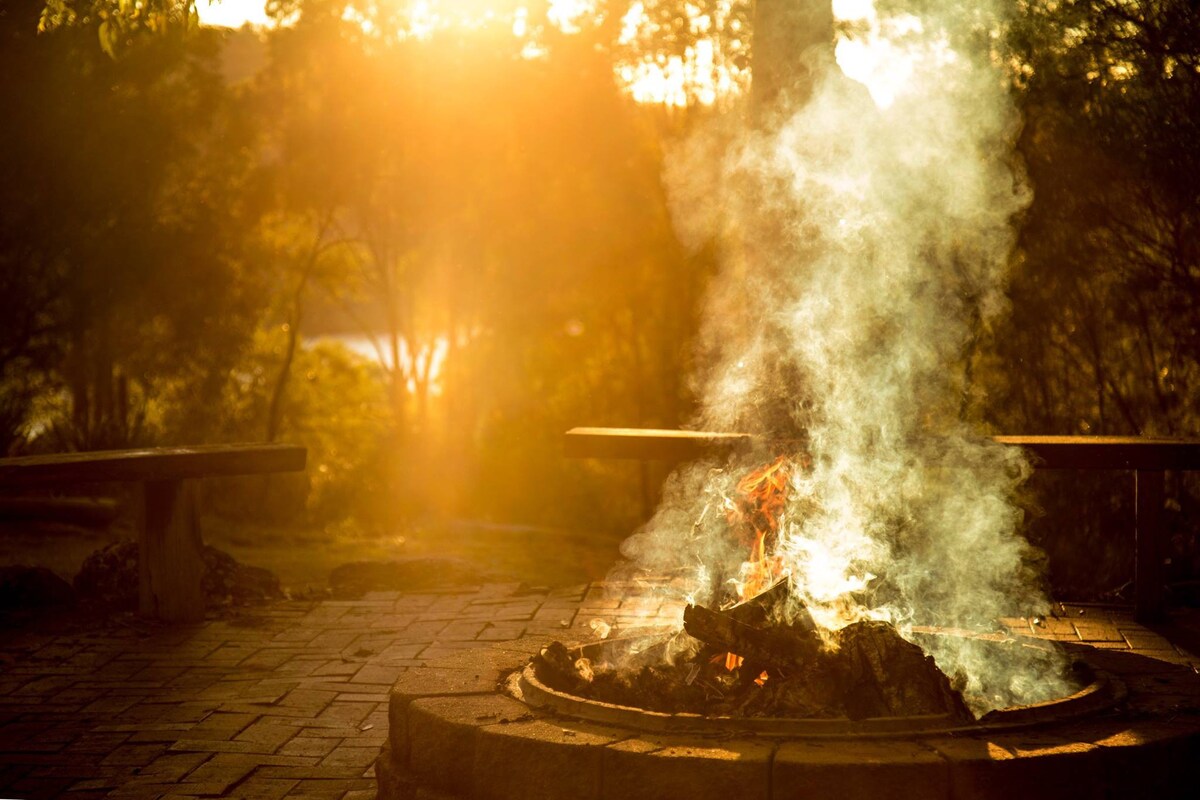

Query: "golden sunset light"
(4, 1), (1200, 797)
(197, 0), (272, 28)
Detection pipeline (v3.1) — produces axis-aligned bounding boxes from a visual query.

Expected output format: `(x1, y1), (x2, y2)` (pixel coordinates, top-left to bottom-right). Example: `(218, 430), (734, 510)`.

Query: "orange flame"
(717, 456), (794, 673)
(728, 455), (791, 603)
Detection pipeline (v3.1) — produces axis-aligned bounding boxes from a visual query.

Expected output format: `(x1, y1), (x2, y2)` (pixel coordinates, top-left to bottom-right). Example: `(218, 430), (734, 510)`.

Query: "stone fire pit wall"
(375, 621), (1200, 800)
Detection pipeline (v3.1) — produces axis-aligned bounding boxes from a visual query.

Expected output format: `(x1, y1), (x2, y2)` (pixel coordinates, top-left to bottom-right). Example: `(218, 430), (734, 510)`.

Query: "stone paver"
(2, 584), (1199, 800)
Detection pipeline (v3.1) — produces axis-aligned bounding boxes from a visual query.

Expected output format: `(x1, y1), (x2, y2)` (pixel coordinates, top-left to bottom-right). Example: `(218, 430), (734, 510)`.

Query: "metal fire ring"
(512, 631), (1125, 739)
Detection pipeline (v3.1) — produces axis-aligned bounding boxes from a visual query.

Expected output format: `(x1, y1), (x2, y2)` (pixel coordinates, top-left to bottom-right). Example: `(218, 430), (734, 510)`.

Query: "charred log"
(533, 642), (593, 694)
(725, 578), (815, 629)
(683, 603), (819, 673)
(836, 621), (973, 720)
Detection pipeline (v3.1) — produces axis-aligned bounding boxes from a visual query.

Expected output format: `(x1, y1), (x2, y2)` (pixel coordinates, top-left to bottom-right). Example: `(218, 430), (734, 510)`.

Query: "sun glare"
(546, 0), (594, 34)
(193, 0), (957, 111)
(195, 0), (748, 107)
(197, 0), (272, 29)
(832, 0), (956, 109)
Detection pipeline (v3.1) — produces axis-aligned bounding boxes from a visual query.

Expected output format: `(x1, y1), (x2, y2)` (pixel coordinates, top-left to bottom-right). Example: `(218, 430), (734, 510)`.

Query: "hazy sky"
(198, 0), (272, 28)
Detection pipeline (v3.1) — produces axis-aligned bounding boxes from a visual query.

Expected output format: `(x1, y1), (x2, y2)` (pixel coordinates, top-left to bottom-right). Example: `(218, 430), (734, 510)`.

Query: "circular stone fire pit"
(376, 631), (1200, 800)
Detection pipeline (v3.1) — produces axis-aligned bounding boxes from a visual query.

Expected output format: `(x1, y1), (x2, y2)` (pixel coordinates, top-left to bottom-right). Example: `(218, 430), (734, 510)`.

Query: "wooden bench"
(564, 427), (1200, 623)
(0, 443), (307, 622)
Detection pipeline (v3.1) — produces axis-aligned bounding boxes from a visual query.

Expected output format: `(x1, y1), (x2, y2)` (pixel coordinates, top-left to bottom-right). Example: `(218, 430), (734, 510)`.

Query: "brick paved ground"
(1, 585), (1197, 799)
(0, 582), (598, 800)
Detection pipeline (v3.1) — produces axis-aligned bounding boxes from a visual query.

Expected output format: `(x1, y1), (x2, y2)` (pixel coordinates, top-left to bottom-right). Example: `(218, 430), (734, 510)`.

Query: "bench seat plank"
(994, 435), (1200, 470)
(0, 443), (306, 485)
(565, 427), (1200, 470)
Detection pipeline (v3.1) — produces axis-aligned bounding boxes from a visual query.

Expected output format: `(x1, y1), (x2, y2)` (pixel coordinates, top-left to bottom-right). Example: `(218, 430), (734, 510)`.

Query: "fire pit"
(373, 447), (1200, 799)
(375, 614), (1200, 800)
(516, 632), (1119, 738)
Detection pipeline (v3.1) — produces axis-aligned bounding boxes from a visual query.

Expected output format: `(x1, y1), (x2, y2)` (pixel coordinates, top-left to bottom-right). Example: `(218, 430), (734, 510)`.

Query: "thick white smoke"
(617, 0), (1073, 713)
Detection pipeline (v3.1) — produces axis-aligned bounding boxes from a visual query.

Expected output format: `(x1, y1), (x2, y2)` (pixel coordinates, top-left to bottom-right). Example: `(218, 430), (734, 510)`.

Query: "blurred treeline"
(1, 0), (711, 535)
(1, 0), (1198, 593)
(992, 0), (1200, 597)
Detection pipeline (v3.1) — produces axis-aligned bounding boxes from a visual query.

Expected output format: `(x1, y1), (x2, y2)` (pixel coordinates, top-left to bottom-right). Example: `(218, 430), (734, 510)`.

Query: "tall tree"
(4, 0), (262, 449)
(989, 0), (1200, 437)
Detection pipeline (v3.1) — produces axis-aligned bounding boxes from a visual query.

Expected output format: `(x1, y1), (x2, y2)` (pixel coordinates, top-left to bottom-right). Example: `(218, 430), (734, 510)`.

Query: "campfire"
(535, 454), (1068, 722)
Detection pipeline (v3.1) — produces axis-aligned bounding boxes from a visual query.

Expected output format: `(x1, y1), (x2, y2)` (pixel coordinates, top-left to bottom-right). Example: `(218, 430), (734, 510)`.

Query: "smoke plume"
(617, 0), (1073, 712)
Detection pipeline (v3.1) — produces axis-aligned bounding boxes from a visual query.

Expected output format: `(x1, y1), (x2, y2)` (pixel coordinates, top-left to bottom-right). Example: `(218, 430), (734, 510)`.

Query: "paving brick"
(350, 664), (405, 685)
(257, 765), (376, 780)
(110, 780), (230, 796)
(64, 731), (133, 754)
(170, 738), (288, 755)
(308, 631), (362, 649)
(280, 777), (375, 798)
(188, 711), (259, 739)
(375, 643), (424, 660)
(476, 623), (528, 641)
(278, 737), (342, 758)
(315, 702), (374, 727)
(285, 723), (361, 738)
(157, 702), (225, 723)
(79, 695), (141, 714)
(278, 689), (340, 711)
(190, 752), (323, 785)
(100, 743), (169, 767)
(334, 691), (388, 703)
(312, 662), (361, 677)
(398, 620), (450, 639)
(235, 776), (301, 799)
(137, 751), (212, 781)
(236, 719), (303, 751)
(319, 746), (379, 769)
(241, 650), (298, 670)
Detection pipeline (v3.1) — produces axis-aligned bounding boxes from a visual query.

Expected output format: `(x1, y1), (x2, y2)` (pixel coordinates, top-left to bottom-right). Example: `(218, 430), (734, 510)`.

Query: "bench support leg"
(138, 479), (205, 623)
(1135, 469), (1166, 623)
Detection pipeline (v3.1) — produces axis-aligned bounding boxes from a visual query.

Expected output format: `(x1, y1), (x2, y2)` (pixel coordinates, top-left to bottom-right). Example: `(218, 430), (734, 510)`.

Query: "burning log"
(724, 577), (812, 628)
(683, 603), (819, 674)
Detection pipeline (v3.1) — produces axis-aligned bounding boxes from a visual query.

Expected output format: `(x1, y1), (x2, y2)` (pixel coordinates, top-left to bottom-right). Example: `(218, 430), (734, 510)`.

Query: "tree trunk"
(265, 312), (299, 444)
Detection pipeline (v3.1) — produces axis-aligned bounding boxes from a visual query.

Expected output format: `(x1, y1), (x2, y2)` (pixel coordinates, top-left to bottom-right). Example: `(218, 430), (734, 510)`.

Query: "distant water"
(308, 334), (390, 367)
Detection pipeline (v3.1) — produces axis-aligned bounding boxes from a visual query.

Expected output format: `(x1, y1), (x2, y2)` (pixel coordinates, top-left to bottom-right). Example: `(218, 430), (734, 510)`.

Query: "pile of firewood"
(536, 581), (972, 721)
